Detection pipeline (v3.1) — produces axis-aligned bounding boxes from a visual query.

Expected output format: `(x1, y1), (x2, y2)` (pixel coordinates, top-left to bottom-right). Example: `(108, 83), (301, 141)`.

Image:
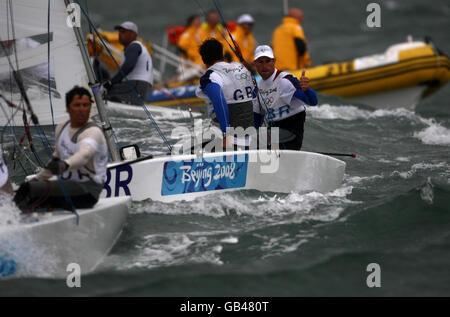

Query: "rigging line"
(212, 0), (277, 151)
(5, 0), (20, 155)
(47, 0), (56, 130)
(193, 0), (273, 148)
(216, 0), (274, 133)
(0, 102), (39, 173)
(0, 38), (54, 160)
(74, 0), (173, 153)
(194, 0), (271, 125)
(212, 0), (272, 127)
(1, 28), (77, 216)
(57, 175), (79, 223)
(7, 0), (20, 72)
(0, 10), (56, 156)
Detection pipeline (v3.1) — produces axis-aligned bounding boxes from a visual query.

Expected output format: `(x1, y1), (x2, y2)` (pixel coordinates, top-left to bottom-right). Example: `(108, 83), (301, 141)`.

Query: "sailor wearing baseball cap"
(253, 45), (317, 150)
(231, 14), (256, 63)
(114, 21), (138, 34)
(103, 21), (153, 105)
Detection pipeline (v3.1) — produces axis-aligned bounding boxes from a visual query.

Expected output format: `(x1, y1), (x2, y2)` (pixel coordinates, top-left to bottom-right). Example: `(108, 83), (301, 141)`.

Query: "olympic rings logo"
(263, 97), (274, 106)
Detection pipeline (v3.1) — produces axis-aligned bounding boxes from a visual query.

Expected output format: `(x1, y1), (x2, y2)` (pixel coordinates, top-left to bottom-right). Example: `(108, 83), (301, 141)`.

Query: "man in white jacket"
(14, 86), (108, 211)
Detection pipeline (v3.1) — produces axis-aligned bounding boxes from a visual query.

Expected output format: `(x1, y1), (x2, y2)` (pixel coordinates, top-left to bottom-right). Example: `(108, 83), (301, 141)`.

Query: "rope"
(47, 0), (56, 130)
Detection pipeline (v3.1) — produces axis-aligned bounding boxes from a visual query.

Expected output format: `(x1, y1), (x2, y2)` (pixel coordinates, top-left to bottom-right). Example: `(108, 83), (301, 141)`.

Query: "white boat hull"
(102, 150), (346, 202)
(0, 196), (130, 278)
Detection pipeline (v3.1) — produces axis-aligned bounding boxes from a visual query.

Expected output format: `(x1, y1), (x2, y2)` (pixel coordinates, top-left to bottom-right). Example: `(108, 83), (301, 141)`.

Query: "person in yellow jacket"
(231, 14), (256, 64)
(177, 15), (203, 65)
(272, 8), (312, 70)
(197, 10), (232, 62)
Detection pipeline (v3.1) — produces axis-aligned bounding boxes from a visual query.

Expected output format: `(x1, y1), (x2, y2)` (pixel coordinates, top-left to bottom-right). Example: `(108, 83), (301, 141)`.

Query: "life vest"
(56, 121), (108, 185)
(197, 61), (255, 130)
(257, 69), (306, 122)
(123, 40), (153, 84)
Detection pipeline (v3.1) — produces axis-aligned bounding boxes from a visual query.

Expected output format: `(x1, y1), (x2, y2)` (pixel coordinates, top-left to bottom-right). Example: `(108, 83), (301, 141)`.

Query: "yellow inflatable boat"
(290, 37), (450, 109)
(89, 33), (449, 109)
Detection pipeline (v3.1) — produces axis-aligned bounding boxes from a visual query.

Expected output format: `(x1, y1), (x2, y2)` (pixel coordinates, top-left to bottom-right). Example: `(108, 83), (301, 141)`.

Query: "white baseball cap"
(114, 21), (138, 34)
(237, 14), (254, 25)
(254, 45), (274, 60)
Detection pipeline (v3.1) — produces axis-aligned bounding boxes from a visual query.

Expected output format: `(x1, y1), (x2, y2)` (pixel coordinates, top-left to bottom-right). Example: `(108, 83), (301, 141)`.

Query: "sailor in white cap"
(103, 21), (153, 105)
(231, 13), (256, 63)
(253, 45), (317, 150)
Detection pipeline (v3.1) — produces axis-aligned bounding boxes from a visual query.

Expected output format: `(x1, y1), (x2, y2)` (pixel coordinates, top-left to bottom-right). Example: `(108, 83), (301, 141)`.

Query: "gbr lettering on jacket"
(233, 86), (253, 100)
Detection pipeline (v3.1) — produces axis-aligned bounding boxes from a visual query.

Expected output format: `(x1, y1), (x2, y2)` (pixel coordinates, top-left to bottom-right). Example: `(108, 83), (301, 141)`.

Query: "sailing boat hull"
(0, 196), (130, 278)
(103, 150), (346, 202)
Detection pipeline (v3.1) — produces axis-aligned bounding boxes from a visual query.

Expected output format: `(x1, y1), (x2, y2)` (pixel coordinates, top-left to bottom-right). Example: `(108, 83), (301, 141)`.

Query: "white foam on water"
(395, 157), (411, 162)
(420, 177), (434, 205)
(391, 162), (448, 179)
(414, 123), (450, 146)
(134, 184), (357, 225)
(345, 174), (383, 185)
(125, 185), (358, 267)
(0, 194), (20, 226)
(1, 198), (62, 278)
(309, 104), (372, 120)
(1, 229), (59, 278)
(258, 231), (315, 259)
(309, 105), (450, 147)
(309, 104), (420, 121)
(220, 236), (239, 244)
(114, 231), (225, 270)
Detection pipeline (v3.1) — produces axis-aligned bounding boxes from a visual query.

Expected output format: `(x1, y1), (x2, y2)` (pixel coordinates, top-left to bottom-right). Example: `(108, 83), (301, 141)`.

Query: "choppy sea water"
(1, 0), (450, 296)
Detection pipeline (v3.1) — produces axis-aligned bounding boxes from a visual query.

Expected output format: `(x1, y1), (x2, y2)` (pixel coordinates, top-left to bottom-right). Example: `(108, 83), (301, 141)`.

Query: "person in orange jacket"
(272, 8), (312, 70)
(197, 10), (232, 62)
(231, 14), (256, 64)
(177, 14), (203, 65)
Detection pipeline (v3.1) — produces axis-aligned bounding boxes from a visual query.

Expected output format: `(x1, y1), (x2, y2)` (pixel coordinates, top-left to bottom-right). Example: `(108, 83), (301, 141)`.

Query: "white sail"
(0, 0), (89, 126)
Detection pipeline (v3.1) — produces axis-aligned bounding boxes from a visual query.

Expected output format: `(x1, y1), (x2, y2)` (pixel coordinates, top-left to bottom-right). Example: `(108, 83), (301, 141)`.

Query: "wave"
(413, 123), (450, 146)
(309, 104), (450, 146)
(133, 185), (356, 221)
(309, 104), (420, 121)
(111, 185), (357, 270)
(390, 162), (449, 179)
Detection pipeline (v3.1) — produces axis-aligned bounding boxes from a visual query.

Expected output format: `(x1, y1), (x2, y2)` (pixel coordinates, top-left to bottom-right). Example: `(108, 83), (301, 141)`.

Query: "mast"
(283, 0), (289, 15)
(64, 0), (120, 161)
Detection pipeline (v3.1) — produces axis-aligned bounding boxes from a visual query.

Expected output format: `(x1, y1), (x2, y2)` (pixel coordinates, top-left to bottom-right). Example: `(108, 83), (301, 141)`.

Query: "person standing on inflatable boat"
(14, 86), (108, 211)
(253, 45), (318, 150)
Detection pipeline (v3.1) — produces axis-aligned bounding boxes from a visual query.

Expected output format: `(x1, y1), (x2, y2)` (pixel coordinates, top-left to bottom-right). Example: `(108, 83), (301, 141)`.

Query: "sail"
(0, 0), (92, 126)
